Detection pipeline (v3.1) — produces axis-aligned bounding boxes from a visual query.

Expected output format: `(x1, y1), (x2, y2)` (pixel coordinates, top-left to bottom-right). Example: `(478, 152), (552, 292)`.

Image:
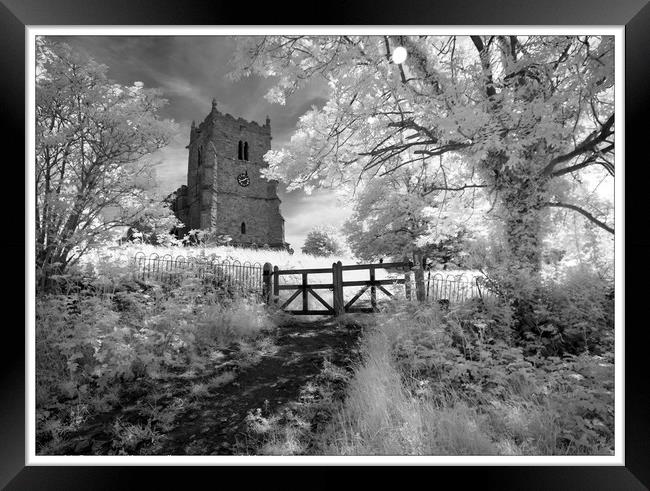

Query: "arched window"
(196, 147), (203, 186)
(244, 142), (249, 161)
(241, 222), (246, 234)
(238, 141), (243, 160)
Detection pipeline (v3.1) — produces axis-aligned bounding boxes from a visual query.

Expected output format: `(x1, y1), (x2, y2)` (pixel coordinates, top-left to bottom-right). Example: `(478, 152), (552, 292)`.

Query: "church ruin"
(168, 99), (288, 249)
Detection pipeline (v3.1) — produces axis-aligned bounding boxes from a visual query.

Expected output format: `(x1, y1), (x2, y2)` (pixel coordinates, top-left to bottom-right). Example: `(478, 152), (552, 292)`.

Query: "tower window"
(241, 222), (246, 234)
(244, 141), (249, 161)
(238, 140), (243, 160)
(196, 147), (203, 186)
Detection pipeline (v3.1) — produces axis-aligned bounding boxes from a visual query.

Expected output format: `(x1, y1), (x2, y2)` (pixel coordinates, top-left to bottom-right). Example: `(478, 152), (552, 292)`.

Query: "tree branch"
(550, 146), (615, 177)
(544, 201), (614, 234)
(543, 114), (614, 176)
(422, 183), (487, 196)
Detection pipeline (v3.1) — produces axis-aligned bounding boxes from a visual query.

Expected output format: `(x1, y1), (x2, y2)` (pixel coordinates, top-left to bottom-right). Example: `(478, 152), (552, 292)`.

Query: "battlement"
(193, 99), (270, 136)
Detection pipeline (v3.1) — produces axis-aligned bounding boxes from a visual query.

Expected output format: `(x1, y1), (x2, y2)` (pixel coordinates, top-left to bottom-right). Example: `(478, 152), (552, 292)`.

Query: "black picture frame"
(7, 0), (648, 488)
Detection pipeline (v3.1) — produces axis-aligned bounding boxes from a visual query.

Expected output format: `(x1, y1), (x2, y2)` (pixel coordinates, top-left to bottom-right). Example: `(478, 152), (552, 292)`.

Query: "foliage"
(35, 37), (178, 287)
(529, 266), (614, 356)
(301, 226), (344, 256)
(342, 165), (475, 264)
(465, 235), (614, 348)
(321, 295), (614, 456)
(122, 210), (180, 246)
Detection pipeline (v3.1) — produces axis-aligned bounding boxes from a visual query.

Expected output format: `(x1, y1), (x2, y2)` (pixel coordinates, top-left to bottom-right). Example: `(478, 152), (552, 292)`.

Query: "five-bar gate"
(263, 261), (412, 316)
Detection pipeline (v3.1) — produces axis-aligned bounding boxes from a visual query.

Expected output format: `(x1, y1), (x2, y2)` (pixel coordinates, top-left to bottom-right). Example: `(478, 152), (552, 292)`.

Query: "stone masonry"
(169, 99), (288, 249)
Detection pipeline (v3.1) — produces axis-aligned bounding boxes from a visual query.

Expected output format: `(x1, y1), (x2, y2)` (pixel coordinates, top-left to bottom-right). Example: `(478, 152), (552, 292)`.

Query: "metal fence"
(426, 272), (497, 304)
(132, 252), (264, 296)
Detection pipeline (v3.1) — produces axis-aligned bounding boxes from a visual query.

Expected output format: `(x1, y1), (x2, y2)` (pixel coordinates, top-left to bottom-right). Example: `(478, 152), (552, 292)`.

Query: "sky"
(51, 36), (352, 250)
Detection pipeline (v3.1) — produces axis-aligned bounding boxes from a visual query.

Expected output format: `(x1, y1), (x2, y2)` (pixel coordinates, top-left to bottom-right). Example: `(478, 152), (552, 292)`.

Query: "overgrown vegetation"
(35, 263), (279, 455)
(315, 267), (614, 456)
(35, 241), (615, 457)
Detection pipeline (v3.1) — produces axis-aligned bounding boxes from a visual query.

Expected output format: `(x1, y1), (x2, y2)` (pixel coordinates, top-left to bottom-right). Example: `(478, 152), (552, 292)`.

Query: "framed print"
(6, 0), (649, 488)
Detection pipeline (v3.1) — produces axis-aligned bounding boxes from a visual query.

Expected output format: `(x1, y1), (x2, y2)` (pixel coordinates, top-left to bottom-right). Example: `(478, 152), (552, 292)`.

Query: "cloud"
(279, 188), (353, 250)
(148, 122), (191, 195)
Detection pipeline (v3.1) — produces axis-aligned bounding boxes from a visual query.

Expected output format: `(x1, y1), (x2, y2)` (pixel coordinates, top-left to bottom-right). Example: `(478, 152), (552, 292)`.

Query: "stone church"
(169, 99), (288, 249)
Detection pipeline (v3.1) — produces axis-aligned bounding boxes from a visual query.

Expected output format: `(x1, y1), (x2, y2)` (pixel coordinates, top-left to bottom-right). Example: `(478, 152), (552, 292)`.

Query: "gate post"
(332, 261), (344, 316)
(404, 262), (412, 301)
(370, 265), (377, 311)
(414, 254), (426, 303)
(273, 265), (280, 305)
(302, 272), (309, 313)
(262, 263), (272, 305)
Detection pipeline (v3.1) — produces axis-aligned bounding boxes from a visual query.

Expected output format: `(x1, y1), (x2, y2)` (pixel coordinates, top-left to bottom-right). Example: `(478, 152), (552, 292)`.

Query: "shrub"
(532, 266), (614, 356)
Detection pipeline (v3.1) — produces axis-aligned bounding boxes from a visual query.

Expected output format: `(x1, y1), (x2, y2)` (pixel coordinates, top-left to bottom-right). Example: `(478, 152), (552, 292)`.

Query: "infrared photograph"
(31, 32), (618, 460)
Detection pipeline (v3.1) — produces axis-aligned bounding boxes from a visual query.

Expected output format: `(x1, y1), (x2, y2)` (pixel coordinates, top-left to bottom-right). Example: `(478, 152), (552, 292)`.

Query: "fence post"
(302, 272), (309, 313)
(414, 254), (426, 303)
(273, 265), (280, 305)
(370, 265), (377, 311)
(332, 261), (344, 316)
(404, 262), (412, 301)
(262, 263), (272, 305)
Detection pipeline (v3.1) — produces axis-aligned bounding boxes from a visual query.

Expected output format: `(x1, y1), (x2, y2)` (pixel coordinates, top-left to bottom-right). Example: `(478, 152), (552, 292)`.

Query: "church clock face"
(237, 170), (250, 187)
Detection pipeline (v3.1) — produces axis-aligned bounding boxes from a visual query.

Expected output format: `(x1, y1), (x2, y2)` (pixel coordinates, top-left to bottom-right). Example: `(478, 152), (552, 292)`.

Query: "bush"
(531, 266), (614, 356)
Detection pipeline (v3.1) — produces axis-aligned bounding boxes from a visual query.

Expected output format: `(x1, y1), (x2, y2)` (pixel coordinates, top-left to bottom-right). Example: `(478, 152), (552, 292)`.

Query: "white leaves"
(264, 86), (287, 105)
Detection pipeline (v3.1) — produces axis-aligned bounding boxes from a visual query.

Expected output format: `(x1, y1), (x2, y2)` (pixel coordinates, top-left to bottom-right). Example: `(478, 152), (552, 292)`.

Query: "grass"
(316, 298), (614, 456)
(322, 317), (499, 455)
(78, 242), (358, 272)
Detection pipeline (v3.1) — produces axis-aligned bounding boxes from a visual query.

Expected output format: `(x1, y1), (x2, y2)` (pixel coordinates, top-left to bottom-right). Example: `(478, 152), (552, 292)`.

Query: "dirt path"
(50, 317), (363, 456)
(156, 317), (362, 455)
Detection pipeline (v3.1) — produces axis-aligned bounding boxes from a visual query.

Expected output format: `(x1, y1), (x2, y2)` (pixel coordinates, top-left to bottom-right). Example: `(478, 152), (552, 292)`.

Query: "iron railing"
(133, 252), (264, 296)
(426, 272), (497, 304)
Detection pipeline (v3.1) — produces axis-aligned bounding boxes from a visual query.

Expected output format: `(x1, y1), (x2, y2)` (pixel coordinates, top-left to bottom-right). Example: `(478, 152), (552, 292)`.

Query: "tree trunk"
(496, 167), (548, 336)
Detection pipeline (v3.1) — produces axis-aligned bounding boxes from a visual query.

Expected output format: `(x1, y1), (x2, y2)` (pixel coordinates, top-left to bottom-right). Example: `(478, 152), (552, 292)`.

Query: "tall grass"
(322, 298), (614, 456)
(324, 305), (497, 455)
(78, 243), (358, 274)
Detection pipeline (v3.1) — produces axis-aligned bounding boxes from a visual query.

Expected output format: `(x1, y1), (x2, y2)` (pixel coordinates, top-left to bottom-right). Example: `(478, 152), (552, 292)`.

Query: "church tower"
(170, 99), (288, 249)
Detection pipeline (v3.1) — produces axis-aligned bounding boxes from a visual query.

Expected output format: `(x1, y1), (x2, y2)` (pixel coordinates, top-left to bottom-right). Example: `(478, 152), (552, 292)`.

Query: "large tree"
(36, 39), (178, 286)
(231, 35), (614, 327)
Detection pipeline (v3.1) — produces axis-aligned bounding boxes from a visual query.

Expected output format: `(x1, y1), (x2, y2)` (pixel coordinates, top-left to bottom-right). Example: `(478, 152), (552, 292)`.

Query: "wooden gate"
(263, 261), (412, 316)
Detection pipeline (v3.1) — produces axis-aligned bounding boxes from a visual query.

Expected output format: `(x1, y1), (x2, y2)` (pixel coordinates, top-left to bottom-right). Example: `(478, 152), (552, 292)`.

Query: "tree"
(36, 39), (178, 286)
(342, 160), (475, 265)
(301, 226), (343, 256)
(231, 35), (615, 330)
